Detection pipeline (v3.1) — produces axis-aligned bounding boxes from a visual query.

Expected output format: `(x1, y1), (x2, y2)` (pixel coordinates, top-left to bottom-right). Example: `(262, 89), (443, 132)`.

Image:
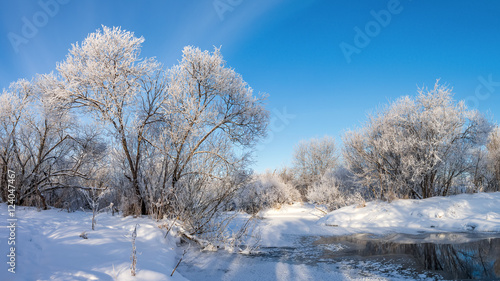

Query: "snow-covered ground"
(255, 192), (500, 247)
(0, 204), (188, 281)
(256, 203), (337, 247)
(318, 192), (500, 234)
(2, 192), (500, 280)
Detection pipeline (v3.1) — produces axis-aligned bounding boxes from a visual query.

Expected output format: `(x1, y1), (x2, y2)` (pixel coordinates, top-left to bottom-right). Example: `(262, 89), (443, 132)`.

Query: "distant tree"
(343, 82), (493, 200)
(487, 126), (500, 191)
(306, 172), (365, 211)
(306, 165), (371, 211)
(235, 171), (300, 214)
(275, 166), (295, 186)
(292, 136), (338, 193)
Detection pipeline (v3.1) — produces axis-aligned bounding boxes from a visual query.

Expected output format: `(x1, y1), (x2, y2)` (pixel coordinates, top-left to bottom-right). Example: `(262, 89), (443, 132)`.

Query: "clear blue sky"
(1, 0), (499, 172)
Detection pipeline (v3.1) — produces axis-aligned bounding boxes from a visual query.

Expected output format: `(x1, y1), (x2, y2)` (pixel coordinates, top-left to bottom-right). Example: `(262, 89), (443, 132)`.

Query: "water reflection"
(315, 233), (500, 280)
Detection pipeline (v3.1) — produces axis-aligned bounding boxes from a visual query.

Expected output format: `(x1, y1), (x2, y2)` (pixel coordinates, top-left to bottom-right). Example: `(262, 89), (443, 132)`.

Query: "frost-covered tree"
(12, 74), (79, 209)
(57, 26), (164, 214)
(0, 79), (33, 203)
(292, 136), (338, 193)
(343, 82), (493, 200)
(159, 46), (269, 224)
(487, 127), (500, 191)
(163, 46), (268, 188)
(2, 27), (269, 224)
(0, 73), (108, 209)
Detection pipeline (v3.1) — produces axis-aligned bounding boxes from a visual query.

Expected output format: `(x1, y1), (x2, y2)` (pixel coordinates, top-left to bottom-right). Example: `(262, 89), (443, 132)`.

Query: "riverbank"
(318, 192), (500, 234)
(179, 192), (500, 280)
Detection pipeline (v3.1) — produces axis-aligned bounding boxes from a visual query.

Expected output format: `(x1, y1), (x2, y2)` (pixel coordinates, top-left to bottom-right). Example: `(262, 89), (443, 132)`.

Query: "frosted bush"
(235, 171), (301, 214)
(307, 173), (365, 211)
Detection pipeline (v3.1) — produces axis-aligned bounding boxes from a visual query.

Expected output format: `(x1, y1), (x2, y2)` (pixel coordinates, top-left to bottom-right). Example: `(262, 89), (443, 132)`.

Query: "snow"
(177, 202), (445, 281)
(0, 204), (188, 281)
(319, 192), (500, 234)
(256, 203), (333, 247)
(2, 192), (500, 280)
(179, 193), (500, 280)
(256, 192), (500, 248)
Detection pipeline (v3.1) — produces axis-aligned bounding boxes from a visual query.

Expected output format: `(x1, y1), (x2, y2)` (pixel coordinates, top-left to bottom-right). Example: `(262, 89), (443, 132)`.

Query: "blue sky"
(1, 0), (499, 172)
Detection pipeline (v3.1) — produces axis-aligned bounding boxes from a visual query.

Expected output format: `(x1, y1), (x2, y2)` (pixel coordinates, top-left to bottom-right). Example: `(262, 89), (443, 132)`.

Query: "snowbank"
(318, 192), (500, 234)
(256, 203), (334, 247)
(0, 204), (187, 281)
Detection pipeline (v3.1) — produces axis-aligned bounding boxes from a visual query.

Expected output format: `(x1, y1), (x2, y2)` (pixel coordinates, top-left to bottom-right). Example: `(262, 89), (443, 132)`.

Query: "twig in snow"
(315, 207), (328, 215)
(130, 224), (139, 276)
(164, 215), (179, 239)
(171, 246), (189, 276)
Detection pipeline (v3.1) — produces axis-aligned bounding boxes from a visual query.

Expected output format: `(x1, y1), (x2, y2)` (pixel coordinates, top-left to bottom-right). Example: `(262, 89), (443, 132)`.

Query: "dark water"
(255, 233), (500, 280)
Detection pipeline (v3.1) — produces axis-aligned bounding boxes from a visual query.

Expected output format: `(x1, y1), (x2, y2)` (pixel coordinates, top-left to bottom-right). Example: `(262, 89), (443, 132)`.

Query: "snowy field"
(1, 192), (500, 280)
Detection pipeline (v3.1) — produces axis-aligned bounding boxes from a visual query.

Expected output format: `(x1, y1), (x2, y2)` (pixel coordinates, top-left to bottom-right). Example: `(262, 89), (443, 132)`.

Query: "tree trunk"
(35, 188), (48, 210)
(0, 164), (7, 202)
(132, 178), (146, 215)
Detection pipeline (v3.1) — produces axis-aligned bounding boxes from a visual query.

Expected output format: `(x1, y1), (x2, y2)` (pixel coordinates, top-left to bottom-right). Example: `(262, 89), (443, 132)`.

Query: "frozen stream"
(178, 232), (500, 280)
(178, 198), (500, 280)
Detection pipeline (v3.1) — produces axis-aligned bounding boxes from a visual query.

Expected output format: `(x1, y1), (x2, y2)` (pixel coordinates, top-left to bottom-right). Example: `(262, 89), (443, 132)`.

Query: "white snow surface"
(318, 192), (500, 234)
(0, 204), (188, 281)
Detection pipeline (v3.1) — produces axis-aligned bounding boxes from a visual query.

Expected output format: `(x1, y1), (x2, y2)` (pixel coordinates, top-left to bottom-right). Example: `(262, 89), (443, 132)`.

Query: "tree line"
(1, 26), (499, 227)
(283, 83), (500, 211)
(219, 83), (500, 214)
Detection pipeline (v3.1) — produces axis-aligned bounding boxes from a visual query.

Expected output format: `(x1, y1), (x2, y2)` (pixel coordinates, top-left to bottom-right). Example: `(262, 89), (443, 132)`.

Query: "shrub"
(234, 171), (301, 214)
(307, 172), (365, 211)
